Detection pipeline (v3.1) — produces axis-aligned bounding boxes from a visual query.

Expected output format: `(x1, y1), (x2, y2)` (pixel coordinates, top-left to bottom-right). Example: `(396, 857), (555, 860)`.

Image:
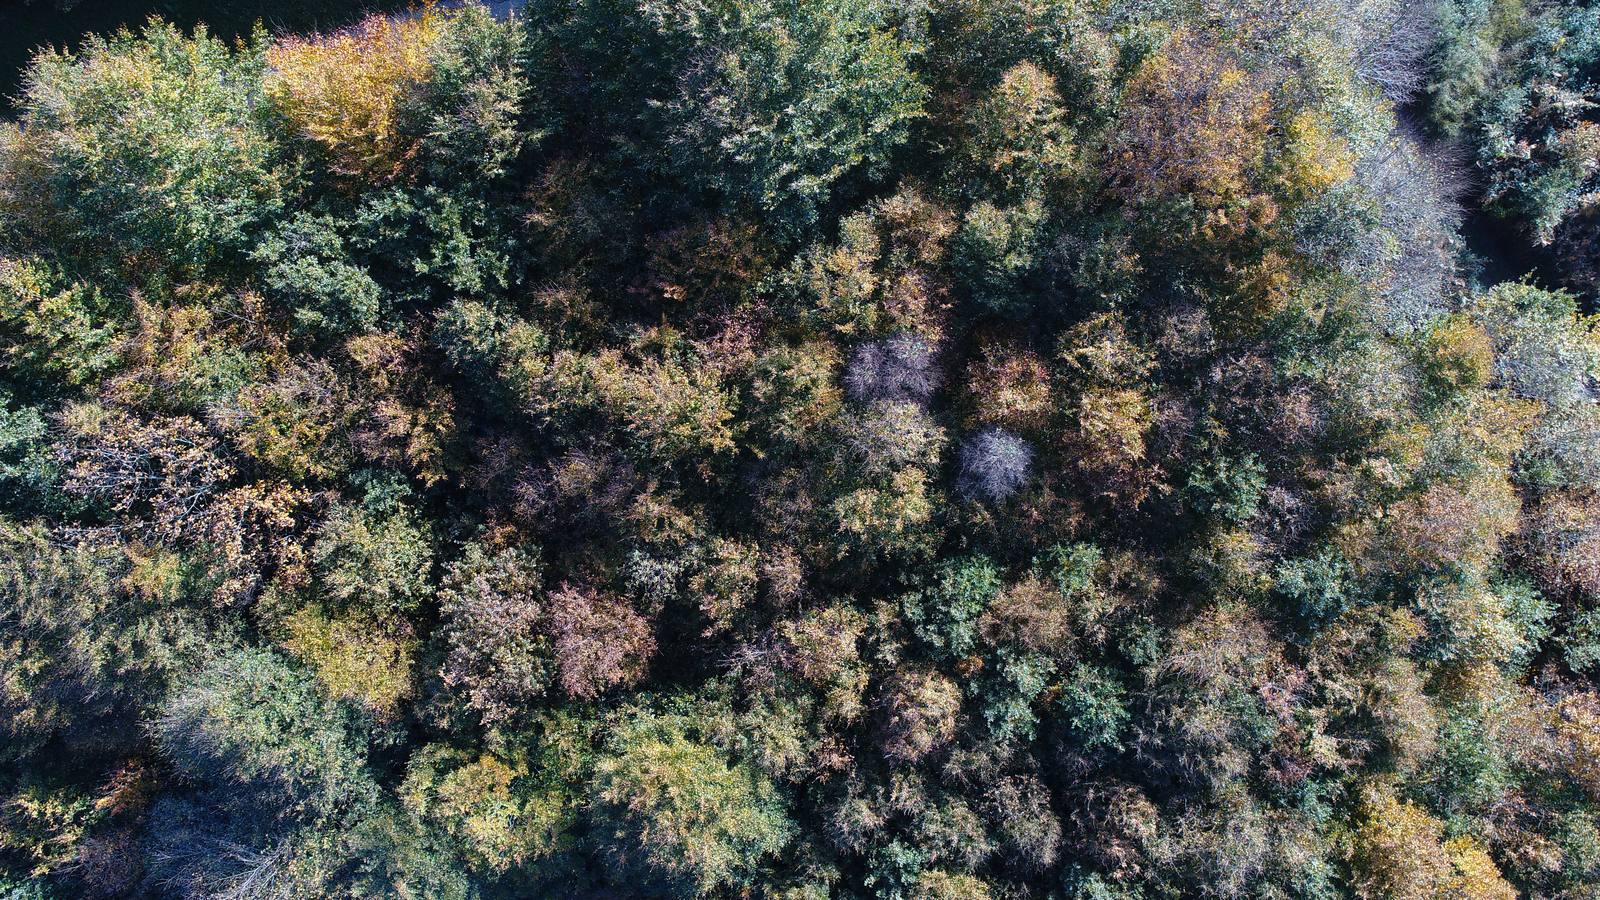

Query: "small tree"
(844, 333), (940, 405)
(655, 0), (929, 231)
(550, 583), (655, 700)
(435, 540), (552, 726)
(151, 647), (378, 827)
(400, 744), (574, 874)
(593, 707), (794, 896)
(955, 427), (1033, 502)
(311, 499), (433, 621)
(878, 668), (963, 763)
(958, 61), (1079, 200)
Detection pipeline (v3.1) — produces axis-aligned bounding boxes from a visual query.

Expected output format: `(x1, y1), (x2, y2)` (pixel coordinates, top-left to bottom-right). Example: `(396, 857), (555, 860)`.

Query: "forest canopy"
(2, 0), (1600, 898)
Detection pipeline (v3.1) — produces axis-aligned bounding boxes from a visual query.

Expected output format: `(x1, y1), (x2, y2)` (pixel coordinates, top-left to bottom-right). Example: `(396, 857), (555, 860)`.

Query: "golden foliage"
(1111, 36), (1272, 209)
(266, 13), (442, 181)
(1420, 315), (1496, 396)
(1556, 692), (1600, 801)
(1349, 789), (1517, 900)
(1275, 111), (1356, 201)
(1349, 790), (1453, 900)
(283, 606), (416, 718)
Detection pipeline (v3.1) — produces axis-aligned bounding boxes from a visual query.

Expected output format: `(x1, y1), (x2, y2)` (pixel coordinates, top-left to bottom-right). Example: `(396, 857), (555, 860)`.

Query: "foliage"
(593, 707), (793, 896)
(266, 13), (443, 182)
(1, 20), (286, 277)
(3, 1), (1600, 896)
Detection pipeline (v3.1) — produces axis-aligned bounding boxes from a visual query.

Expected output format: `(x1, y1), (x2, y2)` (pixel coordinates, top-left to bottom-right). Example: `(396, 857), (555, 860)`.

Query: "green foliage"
(903, 554), (1003, 660)
(411, 6), (543, 184)
(593, 706), (794, 896)
(0, 396), (54, 511)
(3, 1), (1600, 896)
(0, 258), (120, 393)
(153, 647), (377, 824)
(312, 495), (433, 620)
(253, 213), (384, 339)
(1273, 552), (1353, 627)
(951, 198), (1047, 316)
(1183, 453), (1267, 525)
(1424, 0), (1600, 295)
(1, 20), (286, 277)
(1057, 663), (1130, 751)
(0, 521), (206, 760)
(653, 0), (929, 232)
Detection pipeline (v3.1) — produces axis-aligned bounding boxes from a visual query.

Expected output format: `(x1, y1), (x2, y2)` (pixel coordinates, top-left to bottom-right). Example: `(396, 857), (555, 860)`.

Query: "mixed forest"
(2, 0), (1600, 897)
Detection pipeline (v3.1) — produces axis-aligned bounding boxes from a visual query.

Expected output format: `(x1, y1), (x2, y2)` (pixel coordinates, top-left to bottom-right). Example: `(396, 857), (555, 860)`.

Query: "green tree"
(2, 20), (287, 278)
(593, 706), (794, 896)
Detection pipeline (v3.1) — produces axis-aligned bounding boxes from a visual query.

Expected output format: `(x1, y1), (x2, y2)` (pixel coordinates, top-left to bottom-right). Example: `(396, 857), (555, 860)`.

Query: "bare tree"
(956, 427), (1034, 502)
(844, 332), (940, 405)
(1350, 0), (1442, 102)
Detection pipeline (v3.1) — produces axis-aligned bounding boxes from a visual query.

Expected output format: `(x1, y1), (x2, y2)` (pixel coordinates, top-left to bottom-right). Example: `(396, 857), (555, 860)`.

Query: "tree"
(748, 341), (844, 451)
(400, 743), (575, 875)
(963, 338), (1052, 433)
(252, 213), (385, 339)
(409, 6), (544, 184)
(1471, 282), (1599, 407)
(653, 0), (929, 232)
(229, 359), (354, 481)
(902, 554), (1003, 660)
(787, 186), (956, 337)
(1423, 0), (1510, 137)
(282, 605), (415, 720)
(151, 647), (377, 827)
(145, 648), (381, 899)
(1109, 35), (1272, 212)
(844, 333), (940, 406)
(955, 427), (1033, 502)
(956, 61), (1079, 201)
(951, 198), (1047, 316)
(1523, 492), (1600, 597)
(1, 20), (287, 277)
(1056, 312), (1155, 486)
(877, 668), (963, 763)
(593, 707), (794, 896)
(434, 539), (552, 727)
(54, 402), (234, 537)
(835, 400), (946, 479)
(0, 257), (120, 393)
(602, 351), (742, 462)
(550, 583), (655, 700)
(266, 13), (443, 183)
(311, 497), (433, 621)
(1348, 787), (1515, 900)
(830, 465), (940, 560)
(0, 521), (204, 759)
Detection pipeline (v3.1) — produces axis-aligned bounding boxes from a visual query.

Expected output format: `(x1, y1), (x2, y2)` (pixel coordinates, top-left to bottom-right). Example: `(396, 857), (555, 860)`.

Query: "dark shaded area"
(0, 0), (411, 114)
(1463, 206), (1596, 310)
